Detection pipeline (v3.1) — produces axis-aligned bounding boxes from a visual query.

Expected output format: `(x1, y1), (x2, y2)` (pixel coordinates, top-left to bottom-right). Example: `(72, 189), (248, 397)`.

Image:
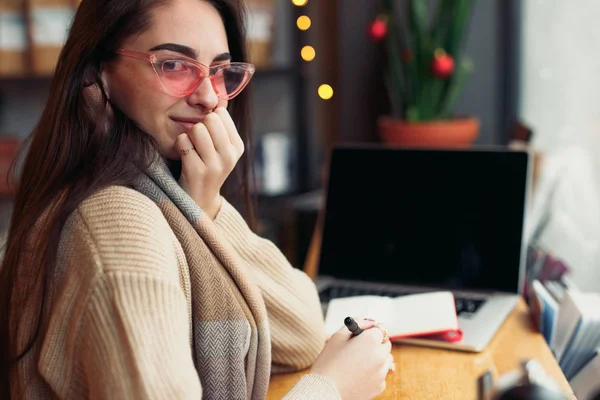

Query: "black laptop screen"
(318, 147), (529, 294)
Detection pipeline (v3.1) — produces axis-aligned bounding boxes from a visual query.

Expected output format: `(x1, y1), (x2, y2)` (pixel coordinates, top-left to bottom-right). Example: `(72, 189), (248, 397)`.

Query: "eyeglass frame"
(115, 48), (255, 99)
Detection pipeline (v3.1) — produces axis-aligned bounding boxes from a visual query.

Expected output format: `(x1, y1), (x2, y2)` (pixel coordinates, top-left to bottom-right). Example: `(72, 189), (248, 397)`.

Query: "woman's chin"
(154, 140), (180, 161)
(163, 147), (181, 161)
(157, 135), (182, 161)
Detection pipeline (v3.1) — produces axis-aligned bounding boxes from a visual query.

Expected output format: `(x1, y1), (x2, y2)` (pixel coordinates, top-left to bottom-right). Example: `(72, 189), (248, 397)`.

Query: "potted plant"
(368, 0), (479, 148)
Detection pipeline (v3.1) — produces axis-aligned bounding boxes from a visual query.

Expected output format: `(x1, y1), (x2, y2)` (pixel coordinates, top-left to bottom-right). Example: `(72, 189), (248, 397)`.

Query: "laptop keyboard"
(319, 285), (486, 316)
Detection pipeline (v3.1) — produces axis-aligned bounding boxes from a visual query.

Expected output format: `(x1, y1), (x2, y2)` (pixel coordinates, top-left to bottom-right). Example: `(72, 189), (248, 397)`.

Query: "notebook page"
(388, 291), (458, 338)
(324, 292), (458, 338)
(324, 296), (394, 336)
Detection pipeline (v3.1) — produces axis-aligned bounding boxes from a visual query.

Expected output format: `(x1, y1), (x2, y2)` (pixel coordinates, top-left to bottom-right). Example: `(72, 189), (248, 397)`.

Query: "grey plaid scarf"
(132, 159), (272, 400)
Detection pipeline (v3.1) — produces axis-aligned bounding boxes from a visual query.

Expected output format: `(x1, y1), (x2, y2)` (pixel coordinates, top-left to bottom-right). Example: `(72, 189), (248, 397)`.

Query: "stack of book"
(569, 348), (600, 400)
(528, 277), (600, 399)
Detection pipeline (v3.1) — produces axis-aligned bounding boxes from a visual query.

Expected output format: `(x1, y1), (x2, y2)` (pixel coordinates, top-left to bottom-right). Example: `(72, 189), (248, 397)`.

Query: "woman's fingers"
(203, 112), (231, 155)
(382, 332), (392, 353)
(174, 133), (204, 170)
(388, 354), (396, 373)
(214, 107), (245, 156)
(358, 322), (391, 348)
(172, 110), (243, 220)
(331, 318), (378, 342)
(187, 123), (219, 167)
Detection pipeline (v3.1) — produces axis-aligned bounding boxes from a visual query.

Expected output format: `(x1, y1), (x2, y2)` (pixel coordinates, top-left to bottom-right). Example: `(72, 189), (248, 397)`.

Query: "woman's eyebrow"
(148, 43), (197, 58)
(148, 44), (231, 63)
(213, 53), (232, 62)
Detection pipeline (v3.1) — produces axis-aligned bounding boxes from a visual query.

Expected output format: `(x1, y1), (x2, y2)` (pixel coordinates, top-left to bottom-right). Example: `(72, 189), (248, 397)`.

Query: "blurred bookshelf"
(0, 0), (324, 266)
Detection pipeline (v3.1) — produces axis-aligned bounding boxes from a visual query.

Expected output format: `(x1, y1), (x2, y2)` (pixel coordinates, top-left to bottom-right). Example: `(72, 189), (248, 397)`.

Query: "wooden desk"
(267, 299), (574, 400)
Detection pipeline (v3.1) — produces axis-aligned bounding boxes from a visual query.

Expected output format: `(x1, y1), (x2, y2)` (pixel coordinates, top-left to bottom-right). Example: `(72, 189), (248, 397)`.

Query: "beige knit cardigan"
(11, 161), (340, 399)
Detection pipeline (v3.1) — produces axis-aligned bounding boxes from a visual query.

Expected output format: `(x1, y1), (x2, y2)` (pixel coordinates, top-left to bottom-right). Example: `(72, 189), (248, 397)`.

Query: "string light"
(295, 4), (329, 101)
(301, 46), (316, 62)
(296, 15), (311, 30)
(318, 84), (334, 100)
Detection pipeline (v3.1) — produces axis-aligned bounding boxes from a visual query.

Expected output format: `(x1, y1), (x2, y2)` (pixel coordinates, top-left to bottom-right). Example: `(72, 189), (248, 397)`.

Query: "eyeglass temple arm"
(116, 49), (153, 62)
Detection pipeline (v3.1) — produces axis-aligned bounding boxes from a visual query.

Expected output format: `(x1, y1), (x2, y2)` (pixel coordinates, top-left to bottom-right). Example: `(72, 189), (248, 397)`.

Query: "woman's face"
(102, 0), (230, 160)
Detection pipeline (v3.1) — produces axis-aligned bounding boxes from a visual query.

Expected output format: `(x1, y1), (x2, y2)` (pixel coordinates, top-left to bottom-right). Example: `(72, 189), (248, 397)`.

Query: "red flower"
(368, 17), (388, 42)
(432, 50), (455, 79)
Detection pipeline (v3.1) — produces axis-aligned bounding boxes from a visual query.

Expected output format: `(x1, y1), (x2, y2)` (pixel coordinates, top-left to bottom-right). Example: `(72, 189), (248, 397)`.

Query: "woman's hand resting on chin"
(174, 107), (245, 219)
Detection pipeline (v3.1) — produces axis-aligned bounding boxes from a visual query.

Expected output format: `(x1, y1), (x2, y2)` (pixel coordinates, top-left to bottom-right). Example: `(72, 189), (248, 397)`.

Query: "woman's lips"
(170, 118), (203, 133)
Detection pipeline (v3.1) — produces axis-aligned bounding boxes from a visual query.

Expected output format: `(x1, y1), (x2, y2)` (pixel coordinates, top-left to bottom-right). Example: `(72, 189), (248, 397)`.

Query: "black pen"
(344, 316), (363, 336)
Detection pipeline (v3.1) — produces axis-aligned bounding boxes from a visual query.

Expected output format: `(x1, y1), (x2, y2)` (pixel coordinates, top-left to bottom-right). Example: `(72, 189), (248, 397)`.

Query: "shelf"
(0, 74), (52, 82)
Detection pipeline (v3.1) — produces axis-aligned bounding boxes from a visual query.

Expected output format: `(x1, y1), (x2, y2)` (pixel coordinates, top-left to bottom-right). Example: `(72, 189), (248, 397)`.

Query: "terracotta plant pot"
(378, 116), (480, 148)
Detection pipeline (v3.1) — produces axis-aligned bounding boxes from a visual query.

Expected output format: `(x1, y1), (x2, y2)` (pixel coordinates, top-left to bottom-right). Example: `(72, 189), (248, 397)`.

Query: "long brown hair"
(0, 0), (253, 397)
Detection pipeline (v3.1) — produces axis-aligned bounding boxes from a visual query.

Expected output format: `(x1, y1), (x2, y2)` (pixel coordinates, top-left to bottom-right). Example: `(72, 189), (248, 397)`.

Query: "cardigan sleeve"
(214, 197), (327, 372)
(79, 271), (203, 399)
(38, 187), (202, 399)
(282, 374), (342, 400)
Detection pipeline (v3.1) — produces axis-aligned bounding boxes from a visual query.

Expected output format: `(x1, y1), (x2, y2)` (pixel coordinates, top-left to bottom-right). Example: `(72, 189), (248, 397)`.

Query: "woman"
(0, 0), (393, 398)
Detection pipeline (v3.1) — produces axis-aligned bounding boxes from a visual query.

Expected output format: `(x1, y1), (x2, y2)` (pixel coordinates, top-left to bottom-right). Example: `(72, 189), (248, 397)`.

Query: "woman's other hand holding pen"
(310, 318), (393, 400)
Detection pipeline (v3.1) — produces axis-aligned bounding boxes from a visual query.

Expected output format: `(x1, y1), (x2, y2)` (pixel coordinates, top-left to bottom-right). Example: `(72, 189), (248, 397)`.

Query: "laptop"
(316, 145), (532, 352)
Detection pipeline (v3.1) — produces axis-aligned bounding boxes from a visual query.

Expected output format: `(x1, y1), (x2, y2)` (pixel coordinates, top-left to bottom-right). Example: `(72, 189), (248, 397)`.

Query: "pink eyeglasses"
(116, 49), (255, 99)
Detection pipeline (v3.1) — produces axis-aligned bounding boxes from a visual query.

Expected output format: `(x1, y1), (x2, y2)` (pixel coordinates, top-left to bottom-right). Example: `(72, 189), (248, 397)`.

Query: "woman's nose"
(187, 77), (219, 110)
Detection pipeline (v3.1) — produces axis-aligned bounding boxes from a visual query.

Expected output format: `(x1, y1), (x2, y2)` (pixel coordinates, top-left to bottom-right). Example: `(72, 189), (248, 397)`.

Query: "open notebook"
(324, 291), (463, 342)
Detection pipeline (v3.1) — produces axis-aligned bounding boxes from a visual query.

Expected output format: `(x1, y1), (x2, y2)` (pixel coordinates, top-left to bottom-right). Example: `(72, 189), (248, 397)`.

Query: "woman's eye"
(161, 60), (188, 72)
(212, 63), (231, 71)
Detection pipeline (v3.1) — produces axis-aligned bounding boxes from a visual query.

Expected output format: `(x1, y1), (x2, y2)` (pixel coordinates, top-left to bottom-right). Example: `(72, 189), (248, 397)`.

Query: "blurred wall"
(520, 0), (600, 292)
